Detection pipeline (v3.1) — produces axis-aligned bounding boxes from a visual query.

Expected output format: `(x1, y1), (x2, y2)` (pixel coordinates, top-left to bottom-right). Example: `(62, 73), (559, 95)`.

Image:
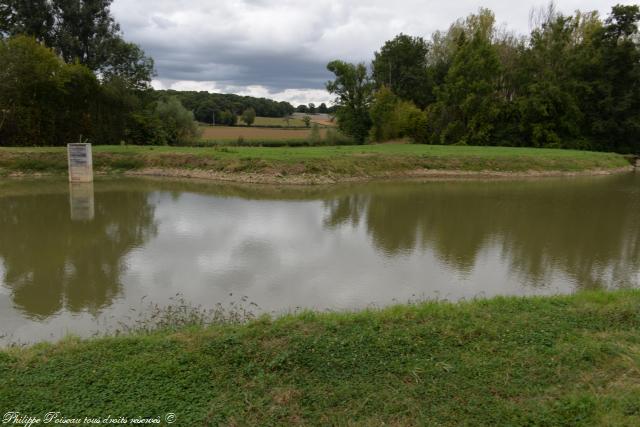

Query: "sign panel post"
(67, 143), (93, 183)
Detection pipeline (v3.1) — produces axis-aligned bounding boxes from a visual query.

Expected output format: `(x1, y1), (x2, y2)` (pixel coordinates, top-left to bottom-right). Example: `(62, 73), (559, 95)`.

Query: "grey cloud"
(111, 0), (633, 103)
(153, 50), (331, 90)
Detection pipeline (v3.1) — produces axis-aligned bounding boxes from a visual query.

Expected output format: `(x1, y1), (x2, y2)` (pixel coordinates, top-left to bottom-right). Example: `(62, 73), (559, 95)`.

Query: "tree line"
(295, 103), (337, 114)
(327, 4), (640, 154)
(0, 0), (298, 146)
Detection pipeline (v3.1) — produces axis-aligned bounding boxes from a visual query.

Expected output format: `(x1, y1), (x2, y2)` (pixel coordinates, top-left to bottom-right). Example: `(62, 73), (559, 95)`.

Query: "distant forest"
(157, 90), (295, 126)
(160, 90), (338, 126)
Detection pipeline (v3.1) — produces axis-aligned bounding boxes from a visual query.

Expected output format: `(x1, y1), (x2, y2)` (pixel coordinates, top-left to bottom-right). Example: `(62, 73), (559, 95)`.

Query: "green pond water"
(0, 173), (638, 344)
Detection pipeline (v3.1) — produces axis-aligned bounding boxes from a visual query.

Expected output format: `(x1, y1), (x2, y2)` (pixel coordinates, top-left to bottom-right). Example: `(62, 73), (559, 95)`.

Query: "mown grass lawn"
(94, 143), (634, 160)
(1, 291), (639, 425)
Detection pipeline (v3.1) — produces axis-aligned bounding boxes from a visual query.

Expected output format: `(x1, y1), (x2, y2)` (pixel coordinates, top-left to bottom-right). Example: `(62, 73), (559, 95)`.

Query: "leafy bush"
(154, 97), (200, 145)
(0, 36), (100, 146)
(127, 111), (169, 145)
(126, 97), (200, 145)
(369, 86), (428, 143)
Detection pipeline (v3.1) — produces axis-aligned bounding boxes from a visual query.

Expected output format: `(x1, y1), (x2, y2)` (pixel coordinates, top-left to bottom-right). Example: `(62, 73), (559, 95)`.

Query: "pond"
(1, 173), (639, 344)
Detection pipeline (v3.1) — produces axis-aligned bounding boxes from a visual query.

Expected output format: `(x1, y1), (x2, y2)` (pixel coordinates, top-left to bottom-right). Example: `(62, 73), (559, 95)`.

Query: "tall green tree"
(326, 60), (374, 143)
(0, 0), (54, 44)
(50, 0), (121, 69)
(0, 35), (62, 145)
(427, 30), (503, 145)
(100, 38), (154, 90)
(369, 86), (400, 142)
(586, 5), (640, 153)
(515, 14), (584, 147)
(0, 35), (99, 146)
(372, 34), (433, 108)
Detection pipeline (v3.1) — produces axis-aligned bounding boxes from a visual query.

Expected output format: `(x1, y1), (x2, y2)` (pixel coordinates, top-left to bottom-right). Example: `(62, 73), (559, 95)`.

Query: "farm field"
(205, 114), (336, 129)
(229, 115), (335, 128)
(310, 116), (335, 126)
(200, 125), (327, 141)
(311, 117), (335, 126)
(292, 113), (335, 127)
(240, 116), (307, 127)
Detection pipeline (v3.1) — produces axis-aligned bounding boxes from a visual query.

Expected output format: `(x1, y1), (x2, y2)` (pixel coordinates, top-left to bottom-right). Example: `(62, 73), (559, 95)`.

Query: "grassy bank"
(1, 291), (639, 425)
(0, 144), (632, 184)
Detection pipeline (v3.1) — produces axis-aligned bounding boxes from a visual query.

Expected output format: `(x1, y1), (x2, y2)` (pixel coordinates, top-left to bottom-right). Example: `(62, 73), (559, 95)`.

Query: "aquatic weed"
(110, 293), (260, 335)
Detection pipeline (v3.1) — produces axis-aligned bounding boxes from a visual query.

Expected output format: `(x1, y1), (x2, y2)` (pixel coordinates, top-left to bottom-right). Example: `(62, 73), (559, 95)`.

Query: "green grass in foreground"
(1, 291), (639, 425)
(0, 144), (631, 178)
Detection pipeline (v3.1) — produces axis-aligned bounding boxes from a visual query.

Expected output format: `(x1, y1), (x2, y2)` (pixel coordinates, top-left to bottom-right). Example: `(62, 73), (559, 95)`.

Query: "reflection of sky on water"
(1, 174), (639, 344)
(119, 192), (573, 316)
(0, 260), (6, 296)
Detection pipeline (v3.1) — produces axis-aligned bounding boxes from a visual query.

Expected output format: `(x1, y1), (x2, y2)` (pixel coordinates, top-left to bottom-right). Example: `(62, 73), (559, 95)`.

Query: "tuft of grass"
(0, 290), (639, 425)
(98, 295), (260, 338)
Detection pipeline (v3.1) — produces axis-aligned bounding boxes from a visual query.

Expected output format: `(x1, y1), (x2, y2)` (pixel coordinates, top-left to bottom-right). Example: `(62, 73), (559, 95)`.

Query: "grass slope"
(0, 145), (631, 181)
(0, 291), (639, 425)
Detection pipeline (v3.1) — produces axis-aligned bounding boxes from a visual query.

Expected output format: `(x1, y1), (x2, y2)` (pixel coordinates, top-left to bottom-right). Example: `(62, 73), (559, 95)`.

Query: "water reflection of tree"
(323, 175), (640, 289)
(0, 190), (157, 318)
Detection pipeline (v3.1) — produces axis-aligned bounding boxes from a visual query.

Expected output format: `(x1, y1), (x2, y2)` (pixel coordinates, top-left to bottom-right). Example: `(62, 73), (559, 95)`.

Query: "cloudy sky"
(111, 0), (635, 106)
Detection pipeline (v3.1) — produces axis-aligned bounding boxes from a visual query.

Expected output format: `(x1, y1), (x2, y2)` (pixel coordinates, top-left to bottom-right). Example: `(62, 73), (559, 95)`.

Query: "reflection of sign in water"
(67, 143), (93, 182)
(69, 182), (95, 221)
